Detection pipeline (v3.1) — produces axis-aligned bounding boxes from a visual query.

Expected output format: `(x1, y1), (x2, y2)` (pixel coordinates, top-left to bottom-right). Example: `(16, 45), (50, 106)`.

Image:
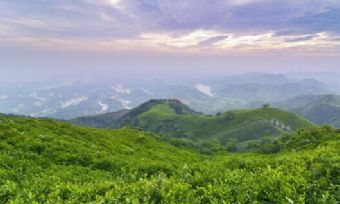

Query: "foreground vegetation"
(1, 115), (340, 203)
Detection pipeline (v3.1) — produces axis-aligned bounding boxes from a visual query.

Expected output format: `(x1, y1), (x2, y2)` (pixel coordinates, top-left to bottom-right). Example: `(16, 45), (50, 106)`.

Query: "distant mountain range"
(1, 73), (339, 119)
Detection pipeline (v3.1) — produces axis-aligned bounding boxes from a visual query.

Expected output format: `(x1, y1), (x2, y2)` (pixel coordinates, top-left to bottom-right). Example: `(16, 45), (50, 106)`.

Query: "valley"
(2, 73), (340, 202)
(1, 73), (339, 120)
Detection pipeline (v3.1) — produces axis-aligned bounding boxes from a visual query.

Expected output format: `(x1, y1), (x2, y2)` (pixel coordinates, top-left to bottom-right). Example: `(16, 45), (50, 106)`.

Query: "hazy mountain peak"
(137, 99), (200, 115)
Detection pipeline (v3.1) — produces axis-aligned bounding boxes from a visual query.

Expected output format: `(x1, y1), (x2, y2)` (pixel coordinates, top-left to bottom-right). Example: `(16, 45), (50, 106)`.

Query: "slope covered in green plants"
(1, 115), (340, 203)
(276, 94), (340, 128)
(71, 99), (315, 151)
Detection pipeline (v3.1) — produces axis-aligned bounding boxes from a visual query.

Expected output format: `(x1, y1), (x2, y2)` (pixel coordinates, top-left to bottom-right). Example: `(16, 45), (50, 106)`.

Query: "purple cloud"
(0, 0), (339, 52)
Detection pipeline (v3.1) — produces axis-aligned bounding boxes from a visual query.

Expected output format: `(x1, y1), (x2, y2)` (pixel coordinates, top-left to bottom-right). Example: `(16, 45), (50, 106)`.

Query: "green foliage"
(1, 115), (340, 203)
(276, 94), (340, 128)
(71, 100), (315, 152)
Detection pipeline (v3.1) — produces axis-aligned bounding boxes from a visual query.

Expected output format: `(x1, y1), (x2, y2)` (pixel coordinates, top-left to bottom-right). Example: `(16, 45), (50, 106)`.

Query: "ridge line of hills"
(275, 94), (340, 128)
(70, 99), (315, 153)
(3, 73), (340, 120)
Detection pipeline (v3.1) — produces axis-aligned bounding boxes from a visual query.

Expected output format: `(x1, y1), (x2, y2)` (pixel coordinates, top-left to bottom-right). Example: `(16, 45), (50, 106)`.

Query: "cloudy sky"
(0, 0), (339, 76)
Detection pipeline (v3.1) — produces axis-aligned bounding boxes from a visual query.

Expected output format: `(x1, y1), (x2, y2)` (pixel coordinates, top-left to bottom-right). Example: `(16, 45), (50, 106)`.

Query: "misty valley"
(2, 73), (340, 127)
(1, 73), (340, 203)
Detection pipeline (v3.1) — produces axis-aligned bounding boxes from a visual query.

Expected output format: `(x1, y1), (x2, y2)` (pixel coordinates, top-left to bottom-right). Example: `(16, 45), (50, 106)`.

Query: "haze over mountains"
(1, 72), (340, 120)
(1, 72), (339, 202)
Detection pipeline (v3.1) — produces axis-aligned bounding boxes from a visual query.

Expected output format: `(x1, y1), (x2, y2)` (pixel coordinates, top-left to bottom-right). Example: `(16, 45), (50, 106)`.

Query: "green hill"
(1, 115), (340, 203)
(71, 99), (315, 151)
(280, 125), (340, 151)
(276, 94), (340, 128)
(70, 109), (130, 128)
(71, 99), (200, 128)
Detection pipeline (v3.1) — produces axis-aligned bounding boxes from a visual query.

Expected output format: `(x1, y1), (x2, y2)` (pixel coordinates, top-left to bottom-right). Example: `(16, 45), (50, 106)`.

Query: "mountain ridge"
(70, 99), (315, 152)
(275, 94), (340, 128)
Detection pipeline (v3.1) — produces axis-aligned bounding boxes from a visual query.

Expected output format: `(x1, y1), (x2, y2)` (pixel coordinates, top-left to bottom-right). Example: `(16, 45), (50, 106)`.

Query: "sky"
(0, 0), (340, 77)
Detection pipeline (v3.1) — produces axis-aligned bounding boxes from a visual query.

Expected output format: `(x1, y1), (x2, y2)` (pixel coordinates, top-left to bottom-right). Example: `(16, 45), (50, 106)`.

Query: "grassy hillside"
(71, 99), (200, 128)
(1, 115), (340, 203)
(70, 109), (130, 128)
(276, 94), (340, 128)
(0, 115), (199, 169)
(71, 100), (315, 151)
